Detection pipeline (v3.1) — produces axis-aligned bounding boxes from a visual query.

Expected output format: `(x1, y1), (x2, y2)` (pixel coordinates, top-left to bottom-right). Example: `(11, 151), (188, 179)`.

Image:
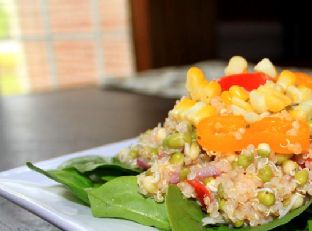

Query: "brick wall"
(16, 0), (135, 92)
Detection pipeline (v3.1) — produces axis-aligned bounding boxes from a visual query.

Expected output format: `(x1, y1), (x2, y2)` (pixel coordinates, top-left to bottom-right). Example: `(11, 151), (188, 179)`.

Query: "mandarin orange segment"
(248, 117), (309, 154)
(294, 72), (312, 89)
(197, 115), (248, 153)
(197, 116), (310, 154)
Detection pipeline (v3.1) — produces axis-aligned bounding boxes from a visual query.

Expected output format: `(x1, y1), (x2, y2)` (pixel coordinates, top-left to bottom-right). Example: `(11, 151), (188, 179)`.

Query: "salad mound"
(27, 56), (312, 231)
(118, 56), (312, 228)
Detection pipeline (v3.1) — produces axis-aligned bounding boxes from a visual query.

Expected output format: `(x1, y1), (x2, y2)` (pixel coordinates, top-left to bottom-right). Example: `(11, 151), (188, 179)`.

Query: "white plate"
(0, 138), (157, 231)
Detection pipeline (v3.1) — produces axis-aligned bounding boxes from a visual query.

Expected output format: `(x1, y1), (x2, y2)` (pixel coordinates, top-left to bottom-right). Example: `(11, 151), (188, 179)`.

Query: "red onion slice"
(136, 158), (151, 170)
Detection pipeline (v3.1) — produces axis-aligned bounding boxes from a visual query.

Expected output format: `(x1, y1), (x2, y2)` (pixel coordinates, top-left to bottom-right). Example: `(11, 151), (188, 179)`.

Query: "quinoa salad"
(117, 56), (312, 228)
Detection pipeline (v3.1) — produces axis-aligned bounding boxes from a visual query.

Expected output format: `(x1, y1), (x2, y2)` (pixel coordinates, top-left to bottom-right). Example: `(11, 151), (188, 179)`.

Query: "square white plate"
(0, 138), (157, 231)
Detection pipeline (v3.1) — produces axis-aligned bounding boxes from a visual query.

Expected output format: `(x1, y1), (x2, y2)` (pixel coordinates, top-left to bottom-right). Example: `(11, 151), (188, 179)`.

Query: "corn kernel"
(229, 85), (249, 101)
(249, 90), (267, 113)
(221, 91), (232, 105)
(224, 56), (248, 75)
(142, 176), (158, 193)
(170, 97), (196, 119)
(231, 105), (260, 123)
(231, 97), (253, 111)
(185, 102), (206, 121)
(186, 67), (207, 100)
(287, 86), (312, 103)
(200, 81), (222, 103)
(189, 142), (200, 160)
(265, 94), (288, 113)
(298, 86), (312, 101)
(192, 104), (217, 125)
(186, 67), (221, 103)
(289, 101), (312, 121)
(277, 70), (296, 90)
(254, 58), (277, 78)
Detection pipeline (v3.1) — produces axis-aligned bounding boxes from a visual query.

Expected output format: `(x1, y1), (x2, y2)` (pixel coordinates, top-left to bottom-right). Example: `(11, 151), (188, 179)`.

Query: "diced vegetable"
(257, 191), (276, 206)
(163, 132), (191, 149)
(237, 153), (254, 169)
(219, 72), (270, 91)
(179, 168), (190, 181)
(282, 160), (299, 175)
(295, 170), (309, 186)
(258, 166), (273, 182)
(186, 179), (212, 207)
(257, 143), (271, 157)
(170, 152), (184, 165)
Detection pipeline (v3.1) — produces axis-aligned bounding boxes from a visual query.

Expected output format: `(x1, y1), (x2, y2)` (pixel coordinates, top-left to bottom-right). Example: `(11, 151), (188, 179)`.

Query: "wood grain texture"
(0, 87), (175, 230)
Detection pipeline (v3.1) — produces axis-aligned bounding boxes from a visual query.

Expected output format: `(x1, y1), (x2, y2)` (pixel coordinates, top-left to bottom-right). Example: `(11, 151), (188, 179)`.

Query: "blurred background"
(0, 0), (311, 96)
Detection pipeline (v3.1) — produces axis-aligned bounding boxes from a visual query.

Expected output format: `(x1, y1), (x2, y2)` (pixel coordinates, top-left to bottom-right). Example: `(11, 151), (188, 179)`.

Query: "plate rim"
(0, 137), (139, 231)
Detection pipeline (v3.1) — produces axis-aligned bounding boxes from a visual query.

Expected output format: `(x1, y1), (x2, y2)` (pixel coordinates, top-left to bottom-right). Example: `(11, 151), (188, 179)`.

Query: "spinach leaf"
(59, 155), (142, 174)
(166, 184), (204, 231)
(88, 176), (170, 231)
(164, 184), (312, 231)
(308, 220), (312, 231)
(208, 199), (312, 231)
(26, 162), (92, 205)
(101, 175), (118, 182)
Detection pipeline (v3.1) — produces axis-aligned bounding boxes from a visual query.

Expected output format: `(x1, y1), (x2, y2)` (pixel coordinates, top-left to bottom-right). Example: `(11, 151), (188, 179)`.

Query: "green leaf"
(26, 162), (93, 205)
(88, 176), (170, 231)
(101, 175), (118, 182)
(308, 220), (312, 231)
(59, 155), (142, 174)
(207, 199), (312, 231)
(166, 184), (204, 231)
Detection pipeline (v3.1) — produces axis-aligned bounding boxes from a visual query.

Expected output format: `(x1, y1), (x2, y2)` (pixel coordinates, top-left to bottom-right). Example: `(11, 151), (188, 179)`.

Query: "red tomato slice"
(219, 72), (270, 91)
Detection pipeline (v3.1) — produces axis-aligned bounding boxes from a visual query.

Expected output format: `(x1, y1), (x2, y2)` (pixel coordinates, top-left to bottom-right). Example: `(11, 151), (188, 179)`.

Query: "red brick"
(102, 35), (134, 77)
(48, 0), (93, 33)
(23, 41), (51, 91)
(99, 0), (129, 32)
(53, 40), (97, 87)
(17, 0), (45, 36)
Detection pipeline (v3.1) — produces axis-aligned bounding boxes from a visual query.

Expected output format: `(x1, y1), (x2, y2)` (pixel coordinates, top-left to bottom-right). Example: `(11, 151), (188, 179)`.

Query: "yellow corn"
(286, 86), (312, 103)
(277, 70), (296, 90)
(142, 176), (158, 193)
(192, 104), (217, 125)
(200, 81), (222, 103)
(231, 97), (253, 112)
(221, 91), (232, 105)
(184, 102), (206, 121)
(170, 97), (217, 125)
(170, 97), (196, 119)
(298, 86), (312, 101)
(252, 82), (292, 112)
(265, 91), (291, 113)
(224, 56), (248, 75)
(254, 58), (277, 78)
(229, 85), (249, 101)
(289, 101), (312, 121)
(231, 105), (260, 123)
(249, 90), (267, 113)
(186, 67), (221, 103)
(186, 67), (206, 101)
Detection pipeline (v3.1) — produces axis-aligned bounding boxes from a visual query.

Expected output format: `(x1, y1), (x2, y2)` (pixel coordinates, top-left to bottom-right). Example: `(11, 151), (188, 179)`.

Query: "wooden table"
(0, 87), (175, 230)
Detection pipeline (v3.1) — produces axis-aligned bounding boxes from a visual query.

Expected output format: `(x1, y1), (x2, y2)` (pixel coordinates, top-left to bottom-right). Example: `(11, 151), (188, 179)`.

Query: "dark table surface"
(0, 87), (175, 231)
